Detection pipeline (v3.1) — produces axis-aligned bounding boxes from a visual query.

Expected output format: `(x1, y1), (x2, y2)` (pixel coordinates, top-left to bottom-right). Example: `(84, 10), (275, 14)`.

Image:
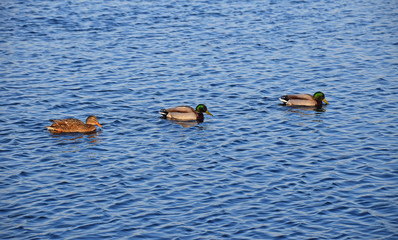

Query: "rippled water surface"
(1, 0), (398, 239)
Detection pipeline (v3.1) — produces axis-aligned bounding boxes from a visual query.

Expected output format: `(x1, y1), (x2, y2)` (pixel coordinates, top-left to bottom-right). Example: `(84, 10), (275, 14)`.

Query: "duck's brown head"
(86, 115), (102, 127)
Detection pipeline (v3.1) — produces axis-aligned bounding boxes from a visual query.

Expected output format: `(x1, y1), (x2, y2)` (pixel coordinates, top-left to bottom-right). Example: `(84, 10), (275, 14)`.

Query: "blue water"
(1, 0), (398, 239)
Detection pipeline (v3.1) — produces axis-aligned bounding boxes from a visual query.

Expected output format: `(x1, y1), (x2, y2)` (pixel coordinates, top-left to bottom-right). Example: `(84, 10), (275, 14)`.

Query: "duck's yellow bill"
(96, 123), (103, 127)
(323, 99), (329, 105)
(205, 110), (213, 116)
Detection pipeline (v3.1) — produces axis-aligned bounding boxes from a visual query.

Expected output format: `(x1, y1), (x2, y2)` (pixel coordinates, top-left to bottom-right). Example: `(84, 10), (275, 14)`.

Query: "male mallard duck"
(46, 115), (102, 133)
(279, 92), (328, 107)
(160, 104), (213, 122)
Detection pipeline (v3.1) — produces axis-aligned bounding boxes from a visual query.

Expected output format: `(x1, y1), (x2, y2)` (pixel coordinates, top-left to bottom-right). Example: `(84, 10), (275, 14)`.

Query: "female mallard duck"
(46, 115), (102, 133)
(279, 91), (328, 107)
(160, 104), (213, 122)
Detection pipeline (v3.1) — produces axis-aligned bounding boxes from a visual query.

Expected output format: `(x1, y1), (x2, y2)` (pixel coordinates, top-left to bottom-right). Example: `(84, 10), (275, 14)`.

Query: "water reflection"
(49, 130), (101, 145)
(169, 120), (201, 128)
(280, 104), (327, 112)
(279, 105), (327, 123)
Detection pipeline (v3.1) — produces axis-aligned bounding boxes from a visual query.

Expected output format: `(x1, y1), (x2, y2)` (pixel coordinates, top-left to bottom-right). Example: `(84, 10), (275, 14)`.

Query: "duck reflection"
(170, 120), (201, 128)
(280, 105), (327, 122)
(282, 105), (327, 113)
(48, 130), (102, 154)
(50, 130), (101, 145)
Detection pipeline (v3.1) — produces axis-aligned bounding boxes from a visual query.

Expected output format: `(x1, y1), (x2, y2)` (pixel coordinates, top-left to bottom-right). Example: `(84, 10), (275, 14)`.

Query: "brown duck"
(46, 115), (102, 133)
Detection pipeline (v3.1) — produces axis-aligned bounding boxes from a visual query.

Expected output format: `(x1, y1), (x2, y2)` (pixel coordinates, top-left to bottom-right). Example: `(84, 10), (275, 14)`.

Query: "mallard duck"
(46, 115), (102, 133)
(160, 104), (213, 122)
(279, 92), (328, 107)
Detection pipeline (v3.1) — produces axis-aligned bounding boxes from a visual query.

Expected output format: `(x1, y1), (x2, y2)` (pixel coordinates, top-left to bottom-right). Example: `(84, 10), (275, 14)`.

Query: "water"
(1, 0), (398, 239)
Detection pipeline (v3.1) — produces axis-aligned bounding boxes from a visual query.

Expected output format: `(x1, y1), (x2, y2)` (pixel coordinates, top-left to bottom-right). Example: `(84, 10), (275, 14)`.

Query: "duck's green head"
(313, 92), (328, 105)
(195, 104), (213, 116)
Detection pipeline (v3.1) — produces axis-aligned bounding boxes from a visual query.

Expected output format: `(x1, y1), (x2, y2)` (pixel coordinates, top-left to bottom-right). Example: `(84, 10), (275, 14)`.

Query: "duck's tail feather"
(46, 126), (62, 133)
(279, 95), (289, 104)
(159, 109), (168, 118)
(46, 126), (60, 132)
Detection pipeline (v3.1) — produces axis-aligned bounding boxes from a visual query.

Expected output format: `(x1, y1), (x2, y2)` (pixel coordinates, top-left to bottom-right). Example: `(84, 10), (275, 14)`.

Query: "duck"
(279, 91), (328, 108)
(160, 104), (213, 122)
(46, 115), (102, 133)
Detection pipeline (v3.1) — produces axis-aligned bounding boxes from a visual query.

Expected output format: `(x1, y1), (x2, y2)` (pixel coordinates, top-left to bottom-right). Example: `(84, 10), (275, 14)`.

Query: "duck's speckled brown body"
(46, 115), (102, 133)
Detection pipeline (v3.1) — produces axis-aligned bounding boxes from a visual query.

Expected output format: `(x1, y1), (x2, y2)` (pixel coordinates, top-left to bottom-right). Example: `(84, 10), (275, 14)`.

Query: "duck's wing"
(160, 106), (198, 121)
(286, 94), (314, 100)
(46, 118), (97, 133)
(50, 118), (84, 127)
(280, 94), (316, 106)
(164, 106), (195, 113)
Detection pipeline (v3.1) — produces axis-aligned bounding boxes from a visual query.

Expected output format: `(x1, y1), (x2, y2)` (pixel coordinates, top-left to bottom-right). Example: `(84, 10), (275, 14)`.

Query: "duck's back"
(47, 118), (95, 133)
(162, 106), (198, 121)
(281, 94), (316, 106)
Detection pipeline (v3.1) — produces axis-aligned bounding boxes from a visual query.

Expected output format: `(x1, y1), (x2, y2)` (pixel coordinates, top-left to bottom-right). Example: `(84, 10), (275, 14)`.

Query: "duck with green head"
(279, 91), (328, 108)
(160, 104), (213, 122)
